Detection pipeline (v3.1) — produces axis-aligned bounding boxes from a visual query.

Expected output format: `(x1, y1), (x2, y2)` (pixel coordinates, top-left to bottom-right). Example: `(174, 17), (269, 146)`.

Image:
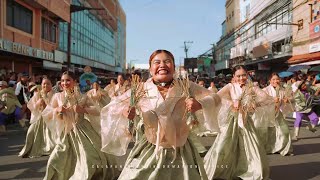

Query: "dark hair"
(269, 72), (280, 80)
(298, 80), (307, 90)
(61, 71), (76, 80)
(232, 65), (246, 75)
(149, 49), (175, 66)
(117, 74), (125, 79)
(42, 77), (52, 83)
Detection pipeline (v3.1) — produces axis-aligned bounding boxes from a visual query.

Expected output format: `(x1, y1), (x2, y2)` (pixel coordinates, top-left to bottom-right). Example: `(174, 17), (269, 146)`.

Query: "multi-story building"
(0, 0), (70, 74)
(226, 0), (241, 34)
(288, 0), (320, 66)
(0, 0), (126, 76)
(214, 0), (292, 80)
(242, 0), (292, 80)
(214, 0), (241, 75)
(58, 0), (126, 75)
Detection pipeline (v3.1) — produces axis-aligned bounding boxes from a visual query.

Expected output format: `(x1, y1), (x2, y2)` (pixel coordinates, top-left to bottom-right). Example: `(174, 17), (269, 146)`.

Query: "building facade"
(0, 0), (70, 74)
(58, 0), (126, 75)
(226, 0), (241, 34)
(0, 0), (126, 76)
(288, 0), (320, 65)
(214, 0), (293, 81)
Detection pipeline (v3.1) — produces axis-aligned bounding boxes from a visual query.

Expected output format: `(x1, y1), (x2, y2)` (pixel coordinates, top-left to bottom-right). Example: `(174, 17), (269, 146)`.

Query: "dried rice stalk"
(282, 82), (295, 111)
(128, 74), (147, 137)
(173, 75), (199, 130)
(238, 80), (257, 122)
(60, 86), (82, 119)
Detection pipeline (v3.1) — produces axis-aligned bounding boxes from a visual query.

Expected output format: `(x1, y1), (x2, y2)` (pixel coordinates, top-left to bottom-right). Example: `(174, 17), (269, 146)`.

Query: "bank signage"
(0, 38), (54, 61)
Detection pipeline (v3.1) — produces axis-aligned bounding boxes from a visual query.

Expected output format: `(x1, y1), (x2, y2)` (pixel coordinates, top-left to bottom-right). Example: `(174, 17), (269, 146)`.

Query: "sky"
(118, 0), (226, 66)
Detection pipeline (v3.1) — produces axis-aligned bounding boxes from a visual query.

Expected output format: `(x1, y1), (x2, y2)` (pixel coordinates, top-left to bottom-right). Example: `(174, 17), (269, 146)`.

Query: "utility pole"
(183, 41), (193, 58)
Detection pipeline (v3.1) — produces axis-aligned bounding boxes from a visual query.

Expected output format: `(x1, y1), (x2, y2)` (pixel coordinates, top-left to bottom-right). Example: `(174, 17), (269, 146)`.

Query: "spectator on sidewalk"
(14, 72), (29, 127)
(0, 81), (23, 134)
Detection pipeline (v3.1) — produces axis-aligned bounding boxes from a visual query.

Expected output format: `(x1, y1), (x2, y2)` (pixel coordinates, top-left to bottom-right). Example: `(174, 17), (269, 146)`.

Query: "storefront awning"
(43, 61), (62, 71)
(287, 52), (320, 64)
(245, 54), (290, 65)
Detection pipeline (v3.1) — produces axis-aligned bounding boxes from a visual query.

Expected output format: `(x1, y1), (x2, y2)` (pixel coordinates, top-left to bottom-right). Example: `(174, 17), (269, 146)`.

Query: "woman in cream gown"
(263, 73), (293, 156)
(101, 49), (221, 180)
(42, 71), (119, 180)
(86, 82), (111, 108)
(204, 65), (273, 180)
(19, 78), (55, 158)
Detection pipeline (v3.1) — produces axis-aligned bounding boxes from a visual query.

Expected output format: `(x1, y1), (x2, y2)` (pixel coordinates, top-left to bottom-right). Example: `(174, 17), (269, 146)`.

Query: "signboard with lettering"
(310, 18), (320, 52)
(0, 38), (54, 61)
(184, 58), (198, 69)
(229, 57), (245, 67)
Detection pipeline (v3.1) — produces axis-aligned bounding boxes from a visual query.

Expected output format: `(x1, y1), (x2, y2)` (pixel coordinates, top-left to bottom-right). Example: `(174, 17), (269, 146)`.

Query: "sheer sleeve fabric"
(100, 90), (132, 156)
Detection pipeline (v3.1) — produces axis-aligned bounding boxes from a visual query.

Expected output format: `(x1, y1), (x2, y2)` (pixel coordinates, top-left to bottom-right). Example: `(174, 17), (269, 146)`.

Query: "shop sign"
(309, 42), (320, 53)
(0, 38), (54, 61)
(229, 57), (245, 67)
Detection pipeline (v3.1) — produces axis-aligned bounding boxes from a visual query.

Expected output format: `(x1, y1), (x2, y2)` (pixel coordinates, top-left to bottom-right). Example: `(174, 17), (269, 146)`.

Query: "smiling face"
(149, 52), (175, 83)
(61, 74), (74, 90)
(117, 75), (124, 85)
(41, 79), (52, 92)
(270, 75), (280, 88)
(234, 68), (247, 86)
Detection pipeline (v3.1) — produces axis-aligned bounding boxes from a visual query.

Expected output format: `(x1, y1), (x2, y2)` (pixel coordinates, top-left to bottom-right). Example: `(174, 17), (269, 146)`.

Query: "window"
(254, 4), (291, 39)
(245, 5), (250, 18)
(41, 17), (56, 43)
(6, 0), (33, 34)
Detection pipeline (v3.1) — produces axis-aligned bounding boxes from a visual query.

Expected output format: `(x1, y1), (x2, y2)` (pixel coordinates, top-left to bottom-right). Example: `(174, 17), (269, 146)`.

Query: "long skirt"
(267, 111), (293, 156)
(44, 118), (120, 180)
(118, 136), (208, 180)
(19, 117), (55, 158)
(204, 110), (269, 180)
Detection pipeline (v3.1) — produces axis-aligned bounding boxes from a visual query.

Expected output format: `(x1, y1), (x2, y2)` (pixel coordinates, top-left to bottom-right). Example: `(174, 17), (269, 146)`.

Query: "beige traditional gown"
(101, 78), (221, 180)
(19, 91), (56, 158)
(263, 85), (293, 156)
(86, 88), (111, 108)
(107, 82), (130, 99)
(42, 91), (119, 180)
(204, 82), (274, 180)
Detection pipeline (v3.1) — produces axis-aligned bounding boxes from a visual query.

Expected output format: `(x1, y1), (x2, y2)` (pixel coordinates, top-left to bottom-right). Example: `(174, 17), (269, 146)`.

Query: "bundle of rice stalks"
(275, 86), (281, 112)
(238, 80), (257, 121)
(60, 86), (82, 119)
(173, 75), (199, 130)
(282, 82), (295, 111)
(128, 74), (147, 136)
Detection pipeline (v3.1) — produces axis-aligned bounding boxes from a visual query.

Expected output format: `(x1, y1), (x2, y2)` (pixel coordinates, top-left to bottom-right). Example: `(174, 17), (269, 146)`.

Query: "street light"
(67, 5), (105, 70)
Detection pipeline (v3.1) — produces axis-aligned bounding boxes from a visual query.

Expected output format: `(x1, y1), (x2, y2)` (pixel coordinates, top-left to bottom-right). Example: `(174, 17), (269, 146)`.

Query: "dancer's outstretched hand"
(185, 98), (202, 112)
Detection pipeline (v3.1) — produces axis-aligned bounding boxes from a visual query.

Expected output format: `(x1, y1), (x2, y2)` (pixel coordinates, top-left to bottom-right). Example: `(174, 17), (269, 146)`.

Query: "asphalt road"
(0, 119), (319, 180)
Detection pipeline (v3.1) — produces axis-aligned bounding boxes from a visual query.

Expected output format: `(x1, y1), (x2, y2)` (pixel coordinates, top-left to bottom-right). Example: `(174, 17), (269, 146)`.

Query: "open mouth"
(157, 69), (169, 75)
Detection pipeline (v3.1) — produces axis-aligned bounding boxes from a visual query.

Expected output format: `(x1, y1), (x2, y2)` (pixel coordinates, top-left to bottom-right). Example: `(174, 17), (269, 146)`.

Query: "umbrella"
(287, 65), (311, 72)
(309, 65), (320, 72)
(79, 72), (97, 87)
(278, 71), (294, 78)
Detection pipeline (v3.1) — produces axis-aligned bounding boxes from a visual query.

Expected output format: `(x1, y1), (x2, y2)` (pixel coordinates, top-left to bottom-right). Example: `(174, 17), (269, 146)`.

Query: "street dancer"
(292, 80), (319, 140)
(263, 73), (294, 156)
(42, 71), (119, 180)
(19, 78), (56, 158)
(204, 65), (272, 180)
(101, 49), (221, 180)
